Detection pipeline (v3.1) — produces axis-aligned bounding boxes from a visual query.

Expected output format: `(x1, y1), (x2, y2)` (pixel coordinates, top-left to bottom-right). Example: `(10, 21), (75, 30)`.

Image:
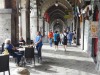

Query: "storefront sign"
(90, 21), (98, 38)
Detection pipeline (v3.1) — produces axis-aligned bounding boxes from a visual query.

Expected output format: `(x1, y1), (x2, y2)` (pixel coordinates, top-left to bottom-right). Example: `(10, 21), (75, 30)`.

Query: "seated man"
(19, 37), (25, 46)
(4, 39), (23, 66)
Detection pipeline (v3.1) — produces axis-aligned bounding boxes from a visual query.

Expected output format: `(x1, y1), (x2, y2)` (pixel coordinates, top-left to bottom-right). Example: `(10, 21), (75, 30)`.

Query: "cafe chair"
(1, 43), (5, 53)
(0, 46), (2, 54)
(0, 55), (10, 75)
(24, 47), (35, 66)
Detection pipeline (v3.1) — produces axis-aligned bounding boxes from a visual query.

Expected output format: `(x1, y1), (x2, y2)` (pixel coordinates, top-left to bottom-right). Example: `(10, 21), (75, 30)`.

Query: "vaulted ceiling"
(37, 0), (84, 15)
(37, 0), (84, 23)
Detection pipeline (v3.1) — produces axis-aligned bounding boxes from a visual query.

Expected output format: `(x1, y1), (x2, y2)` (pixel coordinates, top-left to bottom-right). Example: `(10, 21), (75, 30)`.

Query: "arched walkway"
(0, 44), (98, 75)
(0, 0), (100, 75)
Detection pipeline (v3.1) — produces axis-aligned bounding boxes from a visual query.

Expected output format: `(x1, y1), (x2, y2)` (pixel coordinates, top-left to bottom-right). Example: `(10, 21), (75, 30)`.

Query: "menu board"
(90, 22), (98, 38)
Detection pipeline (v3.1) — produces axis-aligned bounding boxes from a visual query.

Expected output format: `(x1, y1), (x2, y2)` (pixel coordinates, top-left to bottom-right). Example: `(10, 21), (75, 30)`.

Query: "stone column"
(76, 16), (80, 45)
(0, 9), (12, 45)
(39, 18), (43, 35)
(18, 0), (22, 38)
(0, 0), (5, 8)
(43, 21), (49, 43)
(21, 8), (27, 41)
(45, 22), (49, 36)
(30, 0), (37, 40)
(43, 18), (45, 36)
(19, 14), (22, 37)
(19, 0), (30, 43)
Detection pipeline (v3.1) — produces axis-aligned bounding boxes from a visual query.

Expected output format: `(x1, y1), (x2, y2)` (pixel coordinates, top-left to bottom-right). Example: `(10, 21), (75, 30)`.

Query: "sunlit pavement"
(0, 43), (99, 75)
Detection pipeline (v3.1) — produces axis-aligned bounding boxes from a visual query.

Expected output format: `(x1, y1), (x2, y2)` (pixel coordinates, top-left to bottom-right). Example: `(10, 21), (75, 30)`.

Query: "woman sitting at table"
(34, 31), (43, 59)
(19, 37), (25, 46)
(4, 39), (23, 66)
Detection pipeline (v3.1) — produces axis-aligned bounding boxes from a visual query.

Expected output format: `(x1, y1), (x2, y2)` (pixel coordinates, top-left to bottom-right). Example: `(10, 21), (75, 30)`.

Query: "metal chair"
(0, 55), (10, 75)
(0, 46), (2, 54)
(1, 43), (5, 53)
(24, 47), (35, 66)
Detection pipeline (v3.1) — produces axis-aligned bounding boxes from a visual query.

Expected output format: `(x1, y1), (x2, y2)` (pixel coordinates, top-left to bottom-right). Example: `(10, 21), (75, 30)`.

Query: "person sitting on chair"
(4, 39), (23, 66)
(19, 37), (25, 46)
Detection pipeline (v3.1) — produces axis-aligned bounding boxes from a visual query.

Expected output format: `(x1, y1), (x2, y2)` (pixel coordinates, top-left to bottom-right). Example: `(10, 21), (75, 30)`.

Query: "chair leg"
(3, 72), (5, 75)
(33, 58), (35, 66)
(38, 56), (39, 63)
(40, 57), (42, 61)
(8, 70), (10, 75)
(21, 57), (24, 66)
(15, 58), (17, 63)
(24, 58), (27, 67)
(31, 58), (32, 64)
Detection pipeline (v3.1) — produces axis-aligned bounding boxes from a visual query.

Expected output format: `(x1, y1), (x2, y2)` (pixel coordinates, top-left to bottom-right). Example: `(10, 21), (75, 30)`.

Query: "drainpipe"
(82, 14), (85, 50)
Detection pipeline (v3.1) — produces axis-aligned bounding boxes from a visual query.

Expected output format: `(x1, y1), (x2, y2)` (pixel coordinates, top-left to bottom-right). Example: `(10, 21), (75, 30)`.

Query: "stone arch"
(50, 13), (65, 24)
(51, 19), (65, 32)
(41, 0), (72, 17)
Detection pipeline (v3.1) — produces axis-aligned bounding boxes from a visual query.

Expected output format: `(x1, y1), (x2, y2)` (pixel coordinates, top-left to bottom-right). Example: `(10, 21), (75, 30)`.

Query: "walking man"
(48, 29), (53, 47)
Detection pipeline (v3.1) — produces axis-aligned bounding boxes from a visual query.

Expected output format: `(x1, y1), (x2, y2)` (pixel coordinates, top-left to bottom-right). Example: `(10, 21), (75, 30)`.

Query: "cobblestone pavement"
(0, 44), (99, 75)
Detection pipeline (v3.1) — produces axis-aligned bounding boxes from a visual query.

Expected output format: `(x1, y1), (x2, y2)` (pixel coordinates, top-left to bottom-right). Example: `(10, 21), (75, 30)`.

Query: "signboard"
(90, 21), (98, 38)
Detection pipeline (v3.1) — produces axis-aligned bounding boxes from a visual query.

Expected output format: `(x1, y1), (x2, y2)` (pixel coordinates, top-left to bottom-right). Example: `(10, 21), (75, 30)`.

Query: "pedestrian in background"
(54, 31), (59, 51)
(57, 31), (60, 45)
(67, 31), (74, 46)
(62, 30), (67, 51)
(48, 29), (53, 47)
(60, 32), (63, 45)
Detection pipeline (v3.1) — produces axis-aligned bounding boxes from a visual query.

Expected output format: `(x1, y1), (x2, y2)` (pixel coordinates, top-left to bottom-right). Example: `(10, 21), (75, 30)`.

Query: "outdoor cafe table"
(17, 47), (35, 66)
(17, 48), (25, 52)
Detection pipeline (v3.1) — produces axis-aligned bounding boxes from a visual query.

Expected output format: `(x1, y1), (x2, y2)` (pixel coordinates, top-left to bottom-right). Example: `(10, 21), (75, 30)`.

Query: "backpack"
(63, 35), (67, 41)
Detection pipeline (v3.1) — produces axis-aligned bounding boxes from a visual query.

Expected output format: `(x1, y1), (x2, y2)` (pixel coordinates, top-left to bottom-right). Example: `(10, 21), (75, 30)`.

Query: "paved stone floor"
(0, 44), (99, 75)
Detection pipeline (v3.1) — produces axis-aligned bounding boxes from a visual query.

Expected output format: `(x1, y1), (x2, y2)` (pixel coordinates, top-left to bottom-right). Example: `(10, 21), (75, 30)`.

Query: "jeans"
(36, 46), (42, 58)
(68, 39), (72, 45)
(11, 52), (23, 65)
(49, 38), (52, 47)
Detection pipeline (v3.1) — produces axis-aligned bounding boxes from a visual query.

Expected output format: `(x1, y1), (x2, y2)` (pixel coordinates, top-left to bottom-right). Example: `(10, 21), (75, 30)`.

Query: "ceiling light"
(55, 1), (58, 7)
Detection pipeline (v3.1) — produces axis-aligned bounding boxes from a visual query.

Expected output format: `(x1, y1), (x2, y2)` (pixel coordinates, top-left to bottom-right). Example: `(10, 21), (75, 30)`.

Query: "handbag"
(2, 49), (9, 55)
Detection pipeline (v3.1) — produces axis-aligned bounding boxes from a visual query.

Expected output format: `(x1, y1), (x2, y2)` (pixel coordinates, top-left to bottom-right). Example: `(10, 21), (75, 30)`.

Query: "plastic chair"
(0, 55), (10, 75)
